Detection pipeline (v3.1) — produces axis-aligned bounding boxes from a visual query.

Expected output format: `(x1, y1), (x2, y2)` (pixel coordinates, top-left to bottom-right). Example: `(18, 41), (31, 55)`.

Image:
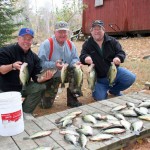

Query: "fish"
(23, 130), (52, 140)
(103, 127), (126, 134)
(62, 119), (73, 128)
(134, 107), (148, 116)
(90, 133), (114, 141)
(132, 120), (143, 135)
(107, 62), (117, 86)
(91, 121), (112, 128)
(120, 120), (131, 130)
(36, 68), (57, 78)
(139, 114), (150, 121)
(61, 63), (69, 88)
(55, 114), (76, 124)
(64, 134), (77, 145)
(68, 110), (82, 116)
(138, 101), (150, 108)
(32, 146), (53, 150)
(87, 63), (97, 91)
(106, 115), (118, 120)
(120, 109), (138, 117)
(92, 113), (106, 120)
(74, 63), (83, 88)
(19, 62), (29, 87)
(76, 125), (93, 136)
(114, 113), (126, 120)
(107, 120), (121, 126)
(111, 105), (127, 112)
(126, 102), (135, 108)
(79, 134), (88, 148)
(59, 130), (79, 136)
(82, 114), (97, 124)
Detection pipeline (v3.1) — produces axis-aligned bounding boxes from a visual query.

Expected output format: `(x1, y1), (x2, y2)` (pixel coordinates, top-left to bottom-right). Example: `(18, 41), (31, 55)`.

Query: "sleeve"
(69, 42), (80, 67)
(79, 40), (91, 65)
(113, 38), (126, 63)
(38, 39), (56, 69)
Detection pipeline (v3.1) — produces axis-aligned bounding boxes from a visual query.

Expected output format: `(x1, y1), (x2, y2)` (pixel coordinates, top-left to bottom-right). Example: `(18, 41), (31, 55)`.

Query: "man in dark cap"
(0, 28), (54, 115)
(80, 20), (136, 100)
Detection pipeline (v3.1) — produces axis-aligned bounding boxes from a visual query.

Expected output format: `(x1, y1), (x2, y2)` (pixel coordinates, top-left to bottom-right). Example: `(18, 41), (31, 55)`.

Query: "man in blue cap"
(0, 28), (54, 116)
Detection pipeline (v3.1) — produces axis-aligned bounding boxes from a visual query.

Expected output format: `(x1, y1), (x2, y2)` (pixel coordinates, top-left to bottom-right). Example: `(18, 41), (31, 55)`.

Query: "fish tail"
(133, 131), (140, 135)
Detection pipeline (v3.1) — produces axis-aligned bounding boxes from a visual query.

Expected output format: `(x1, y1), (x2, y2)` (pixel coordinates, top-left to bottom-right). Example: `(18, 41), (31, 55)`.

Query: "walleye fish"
(37, 68), (57, 79)
(23, 130), (52, 140)
(19, 62), (29, 87)
(76, 125), (93, 136)
(79, 134), (88, 148)
(82, 114), (97, 124)
(87, 63), (97, 91)
(74, 64), (83, 88)
(61, 63), (69, 88)
(107, 62), (117, 86)
(139, 114), (150, 121)
(90, 133), (114, 141)
(132, 120), (143, 135)
(64, 134), (77, 146)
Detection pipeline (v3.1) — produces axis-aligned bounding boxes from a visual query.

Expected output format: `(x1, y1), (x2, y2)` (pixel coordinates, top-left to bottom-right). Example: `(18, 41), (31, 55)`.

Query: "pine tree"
(0, 0), (23, 47)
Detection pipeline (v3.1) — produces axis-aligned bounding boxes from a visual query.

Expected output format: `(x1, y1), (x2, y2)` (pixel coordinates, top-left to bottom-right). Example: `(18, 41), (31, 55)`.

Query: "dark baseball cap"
(92, 20), (104, 28)
(18, 28), (34, 37)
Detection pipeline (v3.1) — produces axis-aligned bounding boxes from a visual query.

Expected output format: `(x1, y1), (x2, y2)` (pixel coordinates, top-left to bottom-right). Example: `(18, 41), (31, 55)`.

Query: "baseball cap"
(18, 28), (34, 37)
(92, 20), (104, 28)
(55, 21), (69, 31)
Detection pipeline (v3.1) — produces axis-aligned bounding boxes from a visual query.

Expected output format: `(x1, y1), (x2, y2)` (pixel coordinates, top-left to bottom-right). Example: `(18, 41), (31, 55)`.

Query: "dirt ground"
(34, 36), (150, 150)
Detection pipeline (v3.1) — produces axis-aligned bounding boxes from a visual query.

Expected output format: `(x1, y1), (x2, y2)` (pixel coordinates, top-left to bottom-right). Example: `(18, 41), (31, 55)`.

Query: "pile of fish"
(22, 99), (150, 149)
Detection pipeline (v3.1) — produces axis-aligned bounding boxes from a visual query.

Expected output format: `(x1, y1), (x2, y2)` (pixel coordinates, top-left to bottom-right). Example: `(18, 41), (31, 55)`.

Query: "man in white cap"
(0, 28), (54, 115)
(38, 21), (83, 109)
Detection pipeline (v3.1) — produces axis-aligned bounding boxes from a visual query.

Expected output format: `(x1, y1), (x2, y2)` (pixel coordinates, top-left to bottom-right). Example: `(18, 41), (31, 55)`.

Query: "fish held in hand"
(61, 63), (68, 88)
(107, 62), (117, 86)
(87, 63), (97, 91)
(19, 62), (29, 86)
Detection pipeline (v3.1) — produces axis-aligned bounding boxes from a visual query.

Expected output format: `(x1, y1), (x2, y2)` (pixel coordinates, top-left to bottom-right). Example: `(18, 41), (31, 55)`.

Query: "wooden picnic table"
(0, 92), (150, 150)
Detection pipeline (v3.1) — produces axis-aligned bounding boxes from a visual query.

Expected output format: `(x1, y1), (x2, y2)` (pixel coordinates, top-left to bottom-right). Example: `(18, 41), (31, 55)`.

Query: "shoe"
(67, 88), (82, 107)
(109, 91), (123, 96)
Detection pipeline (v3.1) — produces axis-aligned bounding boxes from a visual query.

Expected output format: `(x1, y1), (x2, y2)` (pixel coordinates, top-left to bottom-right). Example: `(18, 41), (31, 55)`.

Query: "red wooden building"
(82, 0), (150, 35)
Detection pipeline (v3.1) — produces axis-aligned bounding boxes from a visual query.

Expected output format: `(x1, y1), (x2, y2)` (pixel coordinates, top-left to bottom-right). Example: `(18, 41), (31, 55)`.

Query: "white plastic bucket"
(0, 92), (24, 136)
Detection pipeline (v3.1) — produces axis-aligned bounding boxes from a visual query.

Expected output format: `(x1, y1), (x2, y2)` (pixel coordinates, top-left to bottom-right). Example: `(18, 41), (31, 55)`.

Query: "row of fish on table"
(23, 99), (150, 150)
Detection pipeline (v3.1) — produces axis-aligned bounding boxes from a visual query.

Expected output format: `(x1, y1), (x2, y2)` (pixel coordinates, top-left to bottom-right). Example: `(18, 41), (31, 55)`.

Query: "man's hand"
(113, 57), (121, 65)
(56, 59), (64, 70)
(85, 56), (93, 65)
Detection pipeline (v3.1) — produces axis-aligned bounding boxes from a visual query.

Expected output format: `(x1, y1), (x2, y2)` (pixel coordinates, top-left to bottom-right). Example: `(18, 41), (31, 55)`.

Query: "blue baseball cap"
(92, 20), (104, 28)
(18, 28), (34, 37)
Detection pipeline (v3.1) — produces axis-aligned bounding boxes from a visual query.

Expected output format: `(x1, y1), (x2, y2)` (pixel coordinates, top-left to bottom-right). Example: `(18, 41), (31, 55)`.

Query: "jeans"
(92, 67), (136, 100)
